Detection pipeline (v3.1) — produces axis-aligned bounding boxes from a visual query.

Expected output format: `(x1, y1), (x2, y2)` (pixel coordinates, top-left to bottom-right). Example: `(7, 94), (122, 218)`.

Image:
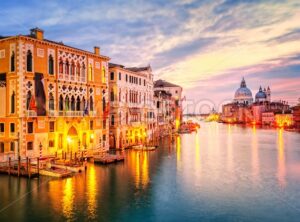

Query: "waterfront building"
(0, 28), (110, 160)
(154, 90), (175, 137)
(262, 112), (275, 126)
(292, 100), (300, 129)
(154, 79), (183, 130)
(108, 63), (155, 149)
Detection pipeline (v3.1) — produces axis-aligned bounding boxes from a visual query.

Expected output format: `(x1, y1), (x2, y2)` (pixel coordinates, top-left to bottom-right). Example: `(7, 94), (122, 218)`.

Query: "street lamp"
(39, 142), (42, 158)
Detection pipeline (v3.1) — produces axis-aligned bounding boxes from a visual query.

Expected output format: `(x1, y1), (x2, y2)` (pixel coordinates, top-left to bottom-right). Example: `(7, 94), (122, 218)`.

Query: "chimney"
(30, 27), (44, 40)
(94, 46), (100, 55)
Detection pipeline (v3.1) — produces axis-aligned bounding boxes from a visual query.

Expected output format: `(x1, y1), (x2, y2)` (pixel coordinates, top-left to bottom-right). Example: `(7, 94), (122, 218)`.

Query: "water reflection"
(131, 151), (150, 189)
(251, 125), (260, 183)
(87, 164), (97, 219)
(62, 178), (74, 219)
(176, 136), (181, 169)
(226, 124), (233, 172)
(277, 128), (286, 188)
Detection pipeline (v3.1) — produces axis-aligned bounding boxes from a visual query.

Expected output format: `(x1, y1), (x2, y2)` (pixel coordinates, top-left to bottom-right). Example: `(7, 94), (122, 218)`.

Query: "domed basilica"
(234, 77), (253, 105)
(233, 77), (271, 105)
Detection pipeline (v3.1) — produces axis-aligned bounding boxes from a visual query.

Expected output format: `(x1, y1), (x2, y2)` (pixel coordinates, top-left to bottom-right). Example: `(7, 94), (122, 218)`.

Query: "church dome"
(234, 78), (253, 104)
(255, 86), (267, 99)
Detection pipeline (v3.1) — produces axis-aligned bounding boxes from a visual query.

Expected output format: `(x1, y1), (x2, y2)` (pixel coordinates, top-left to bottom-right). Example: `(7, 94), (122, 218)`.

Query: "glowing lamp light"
(67, 136), (72, 144)
(90, 134), (94, 139)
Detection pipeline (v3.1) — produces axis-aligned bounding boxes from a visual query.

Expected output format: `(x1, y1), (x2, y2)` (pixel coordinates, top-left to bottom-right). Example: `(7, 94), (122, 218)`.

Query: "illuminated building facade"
(108, 63), (156, 149)
(292, 102), (300, 129)
(154, 79), (183, 131)
(0, 28), (110, 160)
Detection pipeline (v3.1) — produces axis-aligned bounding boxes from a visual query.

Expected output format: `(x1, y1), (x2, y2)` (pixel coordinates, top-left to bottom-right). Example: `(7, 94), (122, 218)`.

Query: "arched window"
(81, 63), (86, 80)
(110, 90), (114, 102)
(88, 64), (93, 81)
(26, 91), (32, 110)
(49, 55), (54, 75)
(59, 59), (63, 74)
(26, 50), (32, 72)
(65, 60), (69, 75)
(111, 115), (115, 126)
(119, 89), (121, 102)
(90, 96), (93, 111)
(65, 96), (69, 111)
(76, 96), (81, 111)
(119, 112), (122, 124)
(71, 61), (75, 76)
(59, 95), (64, 111)
(71, 96), (75, 111)
(49, 93), (54, 110)
(11, 91), (15, 113)
(126, 112), (128, 124)
(11, 51), (15, 72)
(102, 97), (106, 112)
(102, 66), (106, 83)
(76, 63), (80, 79)
(81, 97), (86, 111)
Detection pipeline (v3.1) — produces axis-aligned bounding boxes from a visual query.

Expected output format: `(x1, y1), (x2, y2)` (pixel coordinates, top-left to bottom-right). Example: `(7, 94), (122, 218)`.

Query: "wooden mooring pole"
(28, 158), (31, 178)
(37, 157), (40, 175)
(8, 157), (11, 175)
(18, 156), (21, 177)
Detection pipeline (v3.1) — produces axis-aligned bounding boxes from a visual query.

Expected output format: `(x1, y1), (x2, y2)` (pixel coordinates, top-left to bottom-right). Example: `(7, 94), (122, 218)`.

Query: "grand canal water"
(1, 122), (300, 221)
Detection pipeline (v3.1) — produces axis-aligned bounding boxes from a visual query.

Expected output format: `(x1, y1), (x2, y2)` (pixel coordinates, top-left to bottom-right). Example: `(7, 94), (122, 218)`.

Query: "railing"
(48, 110), (56, 117)
(0, 132), (4, 137)
(58, 111), (84, 117)
(81, 76), (86, 82)
(89, 111), (97, 116)
(70, 75), (75, 81)
(26, 110), (37, 117)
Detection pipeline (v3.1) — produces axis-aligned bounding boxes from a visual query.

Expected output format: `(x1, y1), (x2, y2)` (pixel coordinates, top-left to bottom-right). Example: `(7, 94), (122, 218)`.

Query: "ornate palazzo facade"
(0, 28), (110, 160)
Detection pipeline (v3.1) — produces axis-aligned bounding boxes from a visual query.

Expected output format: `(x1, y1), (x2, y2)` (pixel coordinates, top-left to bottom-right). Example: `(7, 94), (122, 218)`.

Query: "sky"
(0, 0), (300, 112)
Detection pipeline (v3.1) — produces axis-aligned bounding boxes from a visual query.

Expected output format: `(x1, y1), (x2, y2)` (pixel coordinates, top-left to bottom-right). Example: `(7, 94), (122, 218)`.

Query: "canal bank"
(1, 122), (300, 222)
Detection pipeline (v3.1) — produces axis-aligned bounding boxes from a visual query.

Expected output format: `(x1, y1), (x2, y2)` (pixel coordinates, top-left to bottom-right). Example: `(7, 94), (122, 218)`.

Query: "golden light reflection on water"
(176, 136), (181, 169)
(226, 124), (233, 172)
(62, 178), (74, 219)
(277, 128), (286, 188)
(87, 164), (97, 219)
(251, 125), (260, 183)
(131, 151), (150, 189)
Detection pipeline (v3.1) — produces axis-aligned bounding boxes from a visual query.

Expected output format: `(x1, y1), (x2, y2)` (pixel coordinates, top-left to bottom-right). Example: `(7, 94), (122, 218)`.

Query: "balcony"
(26, 110), (37, 117)
(58, 111), (84, 117)
(89, 111), (97, 117)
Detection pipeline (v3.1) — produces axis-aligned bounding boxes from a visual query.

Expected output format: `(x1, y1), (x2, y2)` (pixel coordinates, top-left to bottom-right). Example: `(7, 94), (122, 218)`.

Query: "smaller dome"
(255, 86), (267, 99)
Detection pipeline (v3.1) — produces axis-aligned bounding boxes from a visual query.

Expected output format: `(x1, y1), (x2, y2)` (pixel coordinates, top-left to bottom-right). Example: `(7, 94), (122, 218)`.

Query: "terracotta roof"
(154, 79), (181, 88)
(109, 63), (125, 68)
(126, 66), (151, 72)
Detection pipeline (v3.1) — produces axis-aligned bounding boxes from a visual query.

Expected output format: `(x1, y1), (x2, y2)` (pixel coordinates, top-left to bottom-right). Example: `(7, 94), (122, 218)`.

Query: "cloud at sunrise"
(1, 0), (300, 110)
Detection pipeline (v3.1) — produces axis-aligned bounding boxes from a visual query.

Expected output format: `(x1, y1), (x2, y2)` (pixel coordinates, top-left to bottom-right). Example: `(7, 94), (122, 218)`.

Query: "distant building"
(154, 79), (183, 130)
(234, 77), (253, 105)
(222, 77), (291, 126)
(292, 101), (300, 129)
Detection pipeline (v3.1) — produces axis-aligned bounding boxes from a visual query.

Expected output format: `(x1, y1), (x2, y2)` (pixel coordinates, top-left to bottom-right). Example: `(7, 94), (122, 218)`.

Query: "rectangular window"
(103, 134), (106, 141)
(49, 140), (54, 147)
(126, 74), (128, 82)
(10, 123), (15, 133)
(49, 121), (55, 132)
(110, 72), (114, 80)
(27, 122), (33, 134)
(59, 134), (63, 149)
(119, 72), (121, 80)
(144, 79), (146, 86)
(10, 142), (15, 152)
(139, 78), (141, 85)
(103, 119), (106, 129)
(0, 123), (4, 133)
(0, 142), (4, 153)
(27, 141), (33, 150)
(90, 120), (94, 130)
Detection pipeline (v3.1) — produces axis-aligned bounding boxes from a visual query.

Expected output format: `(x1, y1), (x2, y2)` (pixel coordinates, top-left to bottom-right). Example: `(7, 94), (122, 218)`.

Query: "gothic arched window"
(90, 96), (93, 111)
(71, 61), (75, 76)
(26, 50), (32, 72)
(81, 63), (86, 80)
(49, 93), (54, 110)
(111, 115), (115, 126)
(65, 60), (69, 75)
(71, 96), (75, 111)
(59, 95), (64, 111)
(88, 64), (93, 81)
(11, 51), (15, 72)
(11, 91), (15, 113)
(59, 59), (63, 74)
(76, 96), (81, 111)
(26, 91), (32, 110)
(65, 96), (70, 111)
(49, 55), (54, 75)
